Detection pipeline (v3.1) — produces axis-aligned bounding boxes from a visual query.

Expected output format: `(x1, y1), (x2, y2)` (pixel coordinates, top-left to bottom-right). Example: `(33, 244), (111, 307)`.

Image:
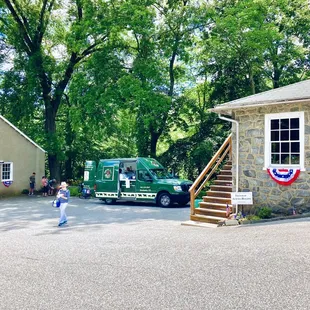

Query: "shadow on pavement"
(0, 196), (190, 233)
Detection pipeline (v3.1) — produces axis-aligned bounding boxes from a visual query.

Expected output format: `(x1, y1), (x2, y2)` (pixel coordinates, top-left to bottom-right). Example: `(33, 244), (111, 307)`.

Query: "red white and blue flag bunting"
(3, 181), (13, 187)
(267, 168), (300, 186)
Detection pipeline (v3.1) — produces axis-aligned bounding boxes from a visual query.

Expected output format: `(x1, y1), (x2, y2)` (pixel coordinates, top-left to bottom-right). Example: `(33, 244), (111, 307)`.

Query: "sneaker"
(58, 222), (63, 227)
(63, 221), (67, 224)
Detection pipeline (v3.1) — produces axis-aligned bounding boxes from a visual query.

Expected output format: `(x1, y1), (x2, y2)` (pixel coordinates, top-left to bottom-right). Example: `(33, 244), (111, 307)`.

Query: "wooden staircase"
(190, 161), (232, 224)
(189, 134), (233, 226)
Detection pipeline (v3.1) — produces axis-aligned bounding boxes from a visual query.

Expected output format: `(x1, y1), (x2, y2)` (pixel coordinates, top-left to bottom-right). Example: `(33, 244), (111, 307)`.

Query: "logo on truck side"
(103, 167), (114, 181)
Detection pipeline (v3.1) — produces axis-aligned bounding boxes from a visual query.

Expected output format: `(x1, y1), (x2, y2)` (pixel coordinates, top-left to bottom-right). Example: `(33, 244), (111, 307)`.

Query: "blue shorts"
(30, 183), (35, 189)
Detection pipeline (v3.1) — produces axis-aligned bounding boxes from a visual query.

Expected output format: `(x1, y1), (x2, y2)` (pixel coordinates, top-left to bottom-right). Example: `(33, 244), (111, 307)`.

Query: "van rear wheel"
(157, 193), (171, 207)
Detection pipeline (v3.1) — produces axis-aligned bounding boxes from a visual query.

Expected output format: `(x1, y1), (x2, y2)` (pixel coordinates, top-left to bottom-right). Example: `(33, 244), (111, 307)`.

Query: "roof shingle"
(211, 79), (310, 114)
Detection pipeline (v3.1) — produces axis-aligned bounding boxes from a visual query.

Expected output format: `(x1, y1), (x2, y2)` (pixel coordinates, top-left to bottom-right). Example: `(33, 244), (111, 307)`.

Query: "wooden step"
(199, 201), (231, 211)
(210, 185), (232, 192)
(203, 196), (232, 204)
(223, 165), (232, 170)
(219, 170), (232, 176)
(207, 191), (231, 198)
(217, 175), (232, 181)
(214, 179), (232, 186)
(195, 207), (228, 218)
(190, 214), (224, 225)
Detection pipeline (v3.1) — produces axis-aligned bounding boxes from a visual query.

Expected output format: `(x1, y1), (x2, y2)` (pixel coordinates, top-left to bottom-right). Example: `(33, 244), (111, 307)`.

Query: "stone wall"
(231, 102), (310, 215)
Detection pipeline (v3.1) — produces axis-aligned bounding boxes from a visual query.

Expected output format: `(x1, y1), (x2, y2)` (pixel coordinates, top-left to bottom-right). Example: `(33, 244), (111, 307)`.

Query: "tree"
(0, 0), (122, 180)
(199, 0), (310, 104)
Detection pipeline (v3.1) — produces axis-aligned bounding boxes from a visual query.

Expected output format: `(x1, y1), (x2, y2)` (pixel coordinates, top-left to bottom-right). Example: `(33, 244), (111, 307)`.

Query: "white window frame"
(264, 111), (305, 171)
(1, 162), (14, 181)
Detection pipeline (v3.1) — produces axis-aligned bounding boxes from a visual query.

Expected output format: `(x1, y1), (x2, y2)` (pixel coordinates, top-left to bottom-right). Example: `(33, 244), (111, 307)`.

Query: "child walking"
(57, 181), (70, 227)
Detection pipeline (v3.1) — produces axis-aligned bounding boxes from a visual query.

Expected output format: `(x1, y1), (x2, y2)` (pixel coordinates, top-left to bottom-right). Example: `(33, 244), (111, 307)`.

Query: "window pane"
(280, 119), (289, 129)
(2, 163), (11, 180)
(271, 131), (279, 141)
(271, 154), (279, 164)
(271, 119), (279, 130)
(271, 143), (279, 152)
(281, 142), (289, 153)
(280, 130), (289, 140)
(290, 130), (299, 140)
(290, 118), (299, 129)
(280, 154), (290, 164)
(291, 142), (300, 153)
(291, 154), (300, 164)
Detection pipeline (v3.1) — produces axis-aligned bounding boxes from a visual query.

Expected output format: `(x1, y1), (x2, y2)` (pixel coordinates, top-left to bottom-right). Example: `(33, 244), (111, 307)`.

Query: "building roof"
(211, 79), (310, 114)
(0, 115), (45, 153)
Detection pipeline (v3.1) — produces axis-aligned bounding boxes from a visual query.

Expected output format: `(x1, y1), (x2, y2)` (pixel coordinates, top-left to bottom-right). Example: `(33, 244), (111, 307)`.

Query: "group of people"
(41, 176), (57, 197)
(28, 172), (56, 196)
(29, 172), (69, 227)
(119, 166), (136, 180)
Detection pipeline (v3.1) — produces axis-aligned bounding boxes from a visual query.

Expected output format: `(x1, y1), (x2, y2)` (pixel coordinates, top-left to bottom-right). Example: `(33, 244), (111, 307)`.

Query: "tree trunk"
(48, 154), (60, 182)
(64, 111), (75, 180)
(65, 157), (73, 180)
(150, 131), (160, 158)
(272, 61), (282, 89)
(45, 105), (61, 181)
(249, 66), (256, 94)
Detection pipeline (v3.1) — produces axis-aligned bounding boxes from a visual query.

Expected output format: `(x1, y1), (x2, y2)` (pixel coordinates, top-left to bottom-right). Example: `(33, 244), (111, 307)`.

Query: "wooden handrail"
(189, 134), (232, 215)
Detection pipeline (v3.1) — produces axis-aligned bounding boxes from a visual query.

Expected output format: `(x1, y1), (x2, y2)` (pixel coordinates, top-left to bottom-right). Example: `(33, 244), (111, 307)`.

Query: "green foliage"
(1, 0), (309, 182)
(245, 215), (261, 221)
(69, 186), (79, 197)
(258, 207), (272, 219)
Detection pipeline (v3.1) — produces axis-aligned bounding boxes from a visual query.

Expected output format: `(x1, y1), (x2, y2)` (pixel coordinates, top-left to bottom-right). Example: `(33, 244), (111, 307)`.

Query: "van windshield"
(150, 169), (171, 179)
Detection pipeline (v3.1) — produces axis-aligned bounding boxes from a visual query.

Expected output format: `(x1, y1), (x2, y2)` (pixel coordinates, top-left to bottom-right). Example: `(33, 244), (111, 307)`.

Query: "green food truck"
(83, 157), (192, 207)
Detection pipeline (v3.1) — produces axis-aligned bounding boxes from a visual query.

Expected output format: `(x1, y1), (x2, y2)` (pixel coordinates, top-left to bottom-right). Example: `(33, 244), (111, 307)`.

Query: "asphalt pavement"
(1, 195), (310, 310)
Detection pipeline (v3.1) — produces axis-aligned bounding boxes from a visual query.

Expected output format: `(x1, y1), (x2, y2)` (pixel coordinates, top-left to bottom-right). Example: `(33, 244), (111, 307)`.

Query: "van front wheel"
(157, 193), (171, 207)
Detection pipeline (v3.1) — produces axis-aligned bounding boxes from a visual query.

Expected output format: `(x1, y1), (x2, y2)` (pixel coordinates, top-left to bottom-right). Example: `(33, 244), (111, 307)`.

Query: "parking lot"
(1, 196), (310, 310)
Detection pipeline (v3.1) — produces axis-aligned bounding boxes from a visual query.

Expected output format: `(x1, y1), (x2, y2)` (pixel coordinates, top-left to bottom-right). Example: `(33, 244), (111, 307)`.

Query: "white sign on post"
(125, 178), (130, 189)
(231, 192), (253, 205)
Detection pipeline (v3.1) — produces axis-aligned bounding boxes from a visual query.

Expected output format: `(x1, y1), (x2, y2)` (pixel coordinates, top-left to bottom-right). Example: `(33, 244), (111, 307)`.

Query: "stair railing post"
(190, 189), (195, 215)
(189, 134), (232, 219)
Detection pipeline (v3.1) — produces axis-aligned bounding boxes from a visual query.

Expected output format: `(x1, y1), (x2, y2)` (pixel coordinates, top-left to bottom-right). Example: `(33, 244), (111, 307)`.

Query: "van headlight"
(173, 185), (182, 192)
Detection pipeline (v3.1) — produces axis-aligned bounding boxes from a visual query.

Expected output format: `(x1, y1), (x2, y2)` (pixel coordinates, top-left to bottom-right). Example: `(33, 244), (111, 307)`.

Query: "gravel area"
(1, 196), (310, 310)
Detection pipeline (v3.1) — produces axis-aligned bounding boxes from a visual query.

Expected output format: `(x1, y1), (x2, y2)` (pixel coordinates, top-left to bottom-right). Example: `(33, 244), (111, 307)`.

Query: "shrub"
(69, 186), (79, 197)
(245, 214), (261, 221)
(67, 179), (83, 186)
(258, 207), (272, 219)
(21, 189), (29, 194)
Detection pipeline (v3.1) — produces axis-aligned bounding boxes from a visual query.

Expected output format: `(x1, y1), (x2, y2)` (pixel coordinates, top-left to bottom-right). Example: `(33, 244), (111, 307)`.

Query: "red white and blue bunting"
(267, 168), (300, 186)
(3, 181), (13, 187)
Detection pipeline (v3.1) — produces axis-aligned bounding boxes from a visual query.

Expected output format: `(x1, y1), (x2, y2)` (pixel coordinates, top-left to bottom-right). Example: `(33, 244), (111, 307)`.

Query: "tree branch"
(77, 34), (109, 61)
(53, 52), (78, 110)
(76, 0), (83, 21)
(3, 0), (34, 54)
(11, 0), (31, 34)
(34, 0), (48, 45)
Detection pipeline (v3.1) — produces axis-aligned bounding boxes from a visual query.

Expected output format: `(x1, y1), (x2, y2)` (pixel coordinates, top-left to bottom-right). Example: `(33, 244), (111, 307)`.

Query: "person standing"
(41, 176), (48, 197)
(48, 178), (56, 196)
(29, 172), (36, 196)
(57, 181), (70, 227)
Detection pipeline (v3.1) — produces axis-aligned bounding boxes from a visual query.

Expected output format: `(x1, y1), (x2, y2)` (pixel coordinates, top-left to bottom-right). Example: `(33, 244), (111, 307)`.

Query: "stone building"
(0, 115), (45, 196)
(211, 80), (310, 214)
